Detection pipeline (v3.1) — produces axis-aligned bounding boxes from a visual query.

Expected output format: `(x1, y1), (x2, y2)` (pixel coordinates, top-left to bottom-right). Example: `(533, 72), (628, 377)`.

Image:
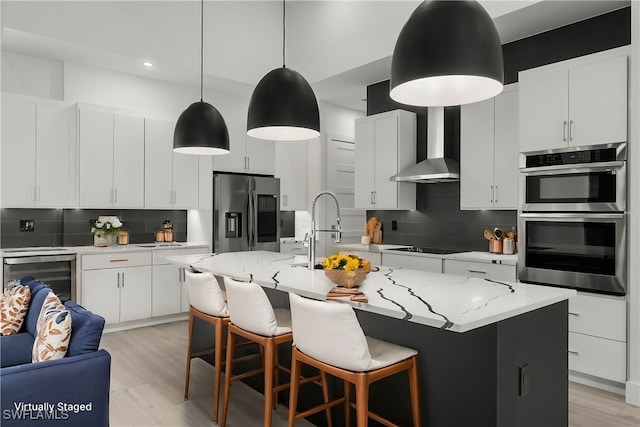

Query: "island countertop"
(169, 250), (575, 333)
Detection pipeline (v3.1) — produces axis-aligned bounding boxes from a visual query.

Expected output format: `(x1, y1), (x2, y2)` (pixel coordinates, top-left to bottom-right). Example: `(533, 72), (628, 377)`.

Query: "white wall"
(1, 51), (64, 100)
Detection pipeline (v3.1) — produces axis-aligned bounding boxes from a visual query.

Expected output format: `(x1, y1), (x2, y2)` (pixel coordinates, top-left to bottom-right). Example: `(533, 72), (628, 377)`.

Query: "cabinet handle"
(489, 186), (493, 204)
(494, 186), (498, 204)
(568, 312), (580, 316)
(117, 272), (121, 288)
(110, 259), (129, 263)
(569, 120), (573, 141)
(568, 350), (580, 356)
(374, 191), (377, 204)
(370, 191), (375, 204)
(247, 157), (250, 170)
(563, 121), (567, 142)
(468, 270), (487, 275)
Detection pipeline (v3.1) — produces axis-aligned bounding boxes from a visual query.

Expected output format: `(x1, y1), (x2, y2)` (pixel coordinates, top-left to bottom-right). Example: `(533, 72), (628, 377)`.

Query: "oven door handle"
(520, 161), (625, 174)
(520, 213), (625, 220)
(3, 254), (76, 265)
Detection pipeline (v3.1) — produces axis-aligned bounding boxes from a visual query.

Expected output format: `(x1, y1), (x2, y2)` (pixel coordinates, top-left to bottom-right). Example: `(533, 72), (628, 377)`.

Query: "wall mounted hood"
(390, 107), (460, 183)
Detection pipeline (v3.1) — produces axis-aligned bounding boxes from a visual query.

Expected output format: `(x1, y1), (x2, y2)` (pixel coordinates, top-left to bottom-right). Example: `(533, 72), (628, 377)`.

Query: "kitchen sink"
(134, 243), (183, 248)
(2, 247), (70, 253)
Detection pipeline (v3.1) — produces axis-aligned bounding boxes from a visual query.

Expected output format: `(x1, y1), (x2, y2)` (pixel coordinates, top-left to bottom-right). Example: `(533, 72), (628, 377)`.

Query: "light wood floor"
(101, 321), (639, 427)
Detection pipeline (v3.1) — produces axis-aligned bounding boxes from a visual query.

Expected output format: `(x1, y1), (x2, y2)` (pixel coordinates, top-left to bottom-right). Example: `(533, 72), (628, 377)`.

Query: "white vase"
(94, 232), (108, 247)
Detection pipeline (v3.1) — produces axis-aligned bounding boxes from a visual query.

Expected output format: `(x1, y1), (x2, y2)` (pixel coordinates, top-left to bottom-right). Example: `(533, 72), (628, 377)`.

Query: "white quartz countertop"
(337, 244), (518, 265)
(168, 251), (574, 333)
(1, 242), (208, 257)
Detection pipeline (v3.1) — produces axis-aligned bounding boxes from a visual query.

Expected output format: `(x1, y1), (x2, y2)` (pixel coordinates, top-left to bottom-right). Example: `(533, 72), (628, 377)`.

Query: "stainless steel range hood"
(390, 107), (460, 183)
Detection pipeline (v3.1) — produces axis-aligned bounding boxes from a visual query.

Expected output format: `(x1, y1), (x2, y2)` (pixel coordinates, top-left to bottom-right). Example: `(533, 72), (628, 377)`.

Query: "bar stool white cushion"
(224, 277), (291, 337)
(289, 293), (417, 372)
(185, 269), (228, 317)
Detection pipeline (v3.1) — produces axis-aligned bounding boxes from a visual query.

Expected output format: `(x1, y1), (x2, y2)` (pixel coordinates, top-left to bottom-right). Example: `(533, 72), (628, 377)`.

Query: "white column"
(627, 0), (640, 407)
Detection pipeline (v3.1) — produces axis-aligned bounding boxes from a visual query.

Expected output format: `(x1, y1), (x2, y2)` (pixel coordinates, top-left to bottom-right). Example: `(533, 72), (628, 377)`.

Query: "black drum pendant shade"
(174, 101), (229, 155)
(390, 0), (504, 107)
(173, 0), (229, 155)
(247, 67), (320, 141)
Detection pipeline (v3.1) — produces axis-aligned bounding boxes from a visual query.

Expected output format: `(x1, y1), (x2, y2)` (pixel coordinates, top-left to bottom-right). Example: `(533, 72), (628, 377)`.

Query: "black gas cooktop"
(387, 247), (462, 255)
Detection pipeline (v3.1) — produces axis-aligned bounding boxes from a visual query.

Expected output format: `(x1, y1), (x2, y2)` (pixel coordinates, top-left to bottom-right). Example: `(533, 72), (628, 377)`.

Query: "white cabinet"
(213, 122), (275, 175)
(151, 247), (205, 317)
(460, 85), (519, 210)
(382, 253), (442, 273)
(144, 118), (199, 208)
(443, 259), (516, 282)
(275, 141), (308, 210)
(78, 109), (145, 208)
(354, 110), (416, 210)
(568, 293), (627, 383)
(280, 241), (306, 256)
(80, 252), (152, 324)
(519, 52), (627, 152)
(1, 97), (76, 207)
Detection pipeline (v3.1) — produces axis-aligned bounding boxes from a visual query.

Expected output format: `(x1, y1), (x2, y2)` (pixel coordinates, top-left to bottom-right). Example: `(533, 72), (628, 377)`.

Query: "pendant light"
(173, 0), (229, 155)
(390, 0), (504, 107)
(247, 0), (320, 141)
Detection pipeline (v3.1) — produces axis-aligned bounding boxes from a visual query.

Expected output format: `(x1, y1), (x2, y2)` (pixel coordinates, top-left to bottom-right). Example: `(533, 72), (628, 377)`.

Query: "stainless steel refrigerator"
(213, 173), (280, 252)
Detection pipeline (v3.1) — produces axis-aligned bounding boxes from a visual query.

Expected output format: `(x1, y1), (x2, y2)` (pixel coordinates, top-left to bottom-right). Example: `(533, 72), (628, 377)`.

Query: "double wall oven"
(518, 142), (627, 296)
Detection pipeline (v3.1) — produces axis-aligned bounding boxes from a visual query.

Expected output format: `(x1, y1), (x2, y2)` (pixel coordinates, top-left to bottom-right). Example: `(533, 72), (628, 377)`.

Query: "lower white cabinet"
(81, 252), (152, 324)
(350, 251), (381, 267)
(280, 241), (306, 256)
(568, 293), (626, 383)
(381, 253), (442, 273)
(443, 259), (516, 282)
(152, 248), (207, 316)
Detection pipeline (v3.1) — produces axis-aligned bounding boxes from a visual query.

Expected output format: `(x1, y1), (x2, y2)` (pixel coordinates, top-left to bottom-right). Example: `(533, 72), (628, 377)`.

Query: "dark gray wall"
(366, 6), (630, 252)
(1, 209), (187, 248)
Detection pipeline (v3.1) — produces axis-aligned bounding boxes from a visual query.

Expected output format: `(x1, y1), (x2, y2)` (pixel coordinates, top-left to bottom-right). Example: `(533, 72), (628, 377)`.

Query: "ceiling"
(0, 0), (630, 112)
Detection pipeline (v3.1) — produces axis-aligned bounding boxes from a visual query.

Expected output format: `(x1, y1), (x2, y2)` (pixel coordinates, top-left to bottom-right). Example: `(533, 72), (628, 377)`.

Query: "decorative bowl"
(324, 267), (369, 288)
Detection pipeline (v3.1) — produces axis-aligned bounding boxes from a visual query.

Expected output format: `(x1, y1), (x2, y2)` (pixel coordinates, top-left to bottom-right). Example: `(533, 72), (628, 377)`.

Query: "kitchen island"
(170, 251), (575, 427)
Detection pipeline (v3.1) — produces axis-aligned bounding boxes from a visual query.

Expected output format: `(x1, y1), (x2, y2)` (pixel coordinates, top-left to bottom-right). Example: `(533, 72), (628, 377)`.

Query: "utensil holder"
(489, 239), (503, 254)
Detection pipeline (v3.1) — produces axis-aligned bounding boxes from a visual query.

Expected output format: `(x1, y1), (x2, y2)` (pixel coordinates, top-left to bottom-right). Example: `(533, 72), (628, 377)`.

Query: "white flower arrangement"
(91, 216), (123, 236)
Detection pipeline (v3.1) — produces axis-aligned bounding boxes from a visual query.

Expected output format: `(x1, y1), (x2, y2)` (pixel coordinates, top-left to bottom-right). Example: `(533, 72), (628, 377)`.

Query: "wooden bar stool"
(287, 293), (421, 427)
(220, 277), (332, 427)
(183, 269), (229, 423)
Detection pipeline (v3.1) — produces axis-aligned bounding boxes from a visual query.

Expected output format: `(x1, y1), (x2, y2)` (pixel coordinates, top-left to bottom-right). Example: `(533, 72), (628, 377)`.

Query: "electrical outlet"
(519, 364), (530, 396)
(392, 220), (398, 231)
(20, 220), (34, 232)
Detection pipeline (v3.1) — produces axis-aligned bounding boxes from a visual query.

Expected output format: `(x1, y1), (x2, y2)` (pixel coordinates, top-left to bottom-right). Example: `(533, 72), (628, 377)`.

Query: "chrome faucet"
(306, 191), (342, 270)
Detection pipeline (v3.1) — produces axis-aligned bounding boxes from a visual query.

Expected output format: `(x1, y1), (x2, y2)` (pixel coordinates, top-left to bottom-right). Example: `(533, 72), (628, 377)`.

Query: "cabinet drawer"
(152, 247), (207, 265)
(280, 242), (306, 255)
(82, 251), (151, 270)
(568, 293), (626, 342)
(569, 332), (626, 383)
(382, 253), (442, 273)
(443, 259), (516, 282)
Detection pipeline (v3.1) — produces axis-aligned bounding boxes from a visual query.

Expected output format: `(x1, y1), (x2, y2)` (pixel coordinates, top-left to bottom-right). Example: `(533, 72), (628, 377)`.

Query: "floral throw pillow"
(36, 292), (65, 334)
(32, 308), (72, 363)
(0, 282), (31, 335)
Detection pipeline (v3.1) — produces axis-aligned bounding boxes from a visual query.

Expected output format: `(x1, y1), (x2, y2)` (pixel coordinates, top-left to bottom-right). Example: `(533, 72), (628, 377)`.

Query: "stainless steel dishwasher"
(3, 249), (77, 301)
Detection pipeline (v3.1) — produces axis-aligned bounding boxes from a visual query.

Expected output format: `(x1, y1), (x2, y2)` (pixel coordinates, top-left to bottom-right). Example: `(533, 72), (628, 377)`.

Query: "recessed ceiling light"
(143, 62), (153, 67)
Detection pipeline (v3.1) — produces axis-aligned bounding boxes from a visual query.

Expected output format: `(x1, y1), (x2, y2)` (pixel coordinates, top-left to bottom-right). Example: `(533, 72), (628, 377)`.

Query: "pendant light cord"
(200, 0), (204, 102)
(282, 0), (286, 68)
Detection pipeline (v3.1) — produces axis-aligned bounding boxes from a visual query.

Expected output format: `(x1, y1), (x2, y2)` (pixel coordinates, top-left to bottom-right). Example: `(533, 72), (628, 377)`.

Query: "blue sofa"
(1, 279), (111, 426)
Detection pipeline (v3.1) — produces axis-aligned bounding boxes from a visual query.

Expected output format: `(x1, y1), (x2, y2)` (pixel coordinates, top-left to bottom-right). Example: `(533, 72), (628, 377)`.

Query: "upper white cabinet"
(144, 118), (199, 209)
(2, 97), (76, 207)
(519, 50), (627, 152)
(79, 109), (145, 208)
(275, 141), (308, 210)
(354, 110), (416, 210)
(461, 85), (519, 210)
(213, 122), (275, 175)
